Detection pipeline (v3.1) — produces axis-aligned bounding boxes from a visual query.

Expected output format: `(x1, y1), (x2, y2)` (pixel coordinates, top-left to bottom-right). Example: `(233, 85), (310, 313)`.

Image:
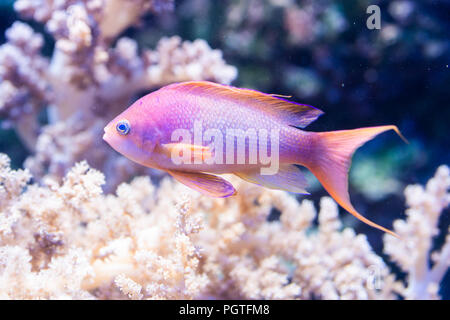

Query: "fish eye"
(116, 119), (130, 135)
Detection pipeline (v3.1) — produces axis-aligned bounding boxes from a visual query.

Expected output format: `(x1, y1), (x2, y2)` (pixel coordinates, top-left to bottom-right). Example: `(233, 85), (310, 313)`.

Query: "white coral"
(0, 154), (448, 299)
(384, 165), (450, 299)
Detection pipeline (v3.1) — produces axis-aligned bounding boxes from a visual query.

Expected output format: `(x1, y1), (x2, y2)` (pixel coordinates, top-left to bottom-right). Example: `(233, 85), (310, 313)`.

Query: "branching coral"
(195, 180), (401, 300)
(0, 22), (50, 150)
(383, 165), (450, 299)
(0, 0), (237, 191)
(0, 153), (447, 299)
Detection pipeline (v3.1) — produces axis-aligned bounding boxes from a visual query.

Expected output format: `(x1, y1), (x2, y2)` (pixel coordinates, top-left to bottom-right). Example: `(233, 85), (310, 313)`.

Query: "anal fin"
(234, 165), (309, 194)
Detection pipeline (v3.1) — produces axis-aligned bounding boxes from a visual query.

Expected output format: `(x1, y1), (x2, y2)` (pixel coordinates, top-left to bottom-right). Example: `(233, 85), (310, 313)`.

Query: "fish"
(103, 81), (407, 237)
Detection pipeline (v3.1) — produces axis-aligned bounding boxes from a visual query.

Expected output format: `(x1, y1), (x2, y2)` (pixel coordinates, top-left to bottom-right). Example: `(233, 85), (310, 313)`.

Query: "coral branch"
(383, 165), (450, 299)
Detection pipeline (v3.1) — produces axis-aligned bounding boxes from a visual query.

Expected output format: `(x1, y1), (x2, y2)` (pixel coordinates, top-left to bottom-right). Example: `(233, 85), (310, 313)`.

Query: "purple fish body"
(137, 84), (313, 172)
(103, 81), (406, 237)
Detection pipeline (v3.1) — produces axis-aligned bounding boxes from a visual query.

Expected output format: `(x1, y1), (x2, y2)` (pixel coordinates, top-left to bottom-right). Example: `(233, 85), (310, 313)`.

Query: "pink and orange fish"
(103, 81), (406, 237)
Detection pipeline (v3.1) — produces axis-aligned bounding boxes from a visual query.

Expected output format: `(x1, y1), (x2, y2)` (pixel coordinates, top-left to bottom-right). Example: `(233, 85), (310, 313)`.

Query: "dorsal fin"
(164, 81), (324, 128)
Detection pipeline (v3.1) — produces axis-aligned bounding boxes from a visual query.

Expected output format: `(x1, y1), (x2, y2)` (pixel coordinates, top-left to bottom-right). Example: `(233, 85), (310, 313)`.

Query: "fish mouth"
(102, 127), (110, 143)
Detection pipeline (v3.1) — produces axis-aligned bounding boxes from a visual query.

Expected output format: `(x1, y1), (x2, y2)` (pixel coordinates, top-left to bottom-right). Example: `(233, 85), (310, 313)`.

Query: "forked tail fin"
(306, 125), (407, 237)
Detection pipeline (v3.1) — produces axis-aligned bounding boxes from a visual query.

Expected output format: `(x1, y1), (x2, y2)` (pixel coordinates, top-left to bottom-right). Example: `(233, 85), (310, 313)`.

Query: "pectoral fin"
(234, 165), (309, 194)
(167, 170), (236, 198)
(161, 143), (213, 162)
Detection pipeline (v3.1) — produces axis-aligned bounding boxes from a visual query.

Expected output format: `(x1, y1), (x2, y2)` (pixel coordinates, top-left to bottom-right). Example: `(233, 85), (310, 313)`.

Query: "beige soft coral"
(0, 154), (448, 299)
